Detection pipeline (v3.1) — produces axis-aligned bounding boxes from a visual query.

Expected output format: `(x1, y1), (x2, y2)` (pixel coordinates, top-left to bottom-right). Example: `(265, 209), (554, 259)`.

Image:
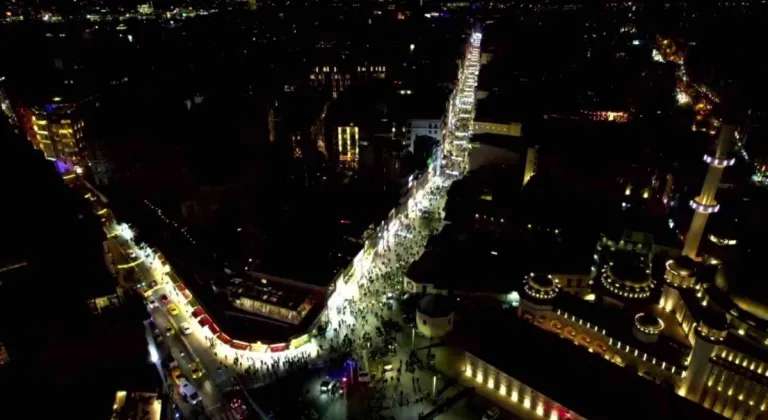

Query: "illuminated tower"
(337, 125), (359, 169)
(681, 125), (736, 259)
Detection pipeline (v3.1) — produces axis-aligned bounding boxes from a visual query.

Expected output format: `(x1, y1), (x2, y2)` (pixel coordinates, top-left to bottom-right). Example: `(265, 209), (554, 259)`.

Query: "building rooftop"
(452, 314), (724, 420)
(406, 225), (594, 294)
(553, 292), (691, 369)
(418, 294), (455, 318)
(227, 276), (315, 312)
(469, 133), (530, 153)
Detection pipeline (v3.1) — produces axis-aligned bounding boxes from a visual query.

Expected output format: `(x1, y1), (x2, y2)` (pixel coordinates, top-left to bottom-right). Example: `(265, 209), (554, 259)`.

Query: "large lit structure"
(681, 124), (736, 259)
(337, 125), (359, 168)
(443, 31), (482, 177)
(19, 101), (87, 174)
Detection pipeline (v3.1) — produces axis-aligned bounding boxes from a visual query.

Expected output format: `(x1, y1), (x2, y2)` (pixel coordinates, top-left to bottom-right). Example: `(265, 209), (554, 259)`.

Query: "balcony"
(689, 198), (719, 214)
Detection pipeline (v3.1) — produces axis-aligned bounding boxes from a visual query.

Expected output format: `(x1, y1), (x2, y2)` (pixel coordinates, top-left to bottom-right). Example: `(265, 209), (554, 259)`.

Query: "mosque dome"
(714, 261), (768, 322)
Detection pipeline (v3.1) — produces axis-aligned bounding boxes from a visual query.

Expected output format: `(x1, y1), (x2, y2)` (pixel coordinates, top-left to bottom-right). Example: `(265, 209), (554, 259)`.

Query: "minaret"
(681, 125), (736, 259)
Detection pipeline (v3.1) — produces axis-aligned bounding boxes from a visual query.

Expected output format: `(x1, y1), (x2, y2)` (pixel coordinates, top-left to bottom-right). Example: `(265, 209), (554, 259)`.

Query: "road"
(105, 219), (240, 420)
(78, 30), (487, 420)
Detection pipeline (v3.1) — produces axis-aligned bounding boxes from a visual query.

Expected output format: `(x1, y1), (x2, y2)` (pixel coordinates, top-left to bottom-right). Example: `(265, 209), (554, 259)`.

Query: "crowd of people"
(314, 177), (450, 415)
(194, 176), (451, 417)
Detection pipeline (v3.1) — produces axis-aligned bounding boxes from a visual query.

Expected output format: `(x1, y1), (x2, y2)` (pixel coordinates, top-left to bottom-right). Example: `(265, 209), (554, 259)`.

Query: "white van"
(179, 379), (202, 405)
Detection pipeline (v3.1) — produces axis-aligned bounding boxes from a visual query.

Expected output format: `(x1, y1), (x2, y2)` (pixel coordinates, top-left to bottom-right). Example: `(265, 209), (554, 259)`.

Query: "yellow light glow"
(97, 209), (108, 215)
(62, 174), (76, 180)
(536, 402), (544, 416)
(550, 410), (559, 420)
(523, 396), (531, 409)
(117, 258), (144, 269)
(511, 390), (519, 403)
(465, 366), (472, 377)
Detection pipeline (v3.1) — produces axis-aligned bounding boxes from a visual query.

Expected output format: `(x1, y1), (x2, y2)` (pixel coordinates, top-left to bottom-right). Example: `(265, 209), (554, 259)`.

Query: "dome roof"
(530, 274), (555, 290)
(669, 256), (697, 276)
(714, 261), (768, 321)
(418, 294), (455, 318)
(607, 262), (651, 287)
(635, 313), (663, 331)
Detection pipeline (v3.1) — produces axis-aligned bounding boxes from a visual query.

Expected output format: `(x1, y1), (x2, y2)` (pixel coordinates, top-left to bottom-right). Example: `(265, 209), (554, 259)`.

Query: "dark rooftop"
(452, 314), (723, 420)
(418, 294), (456, 318)
(406, 225), (593, 294)
(553, 292), (691, 369)
(469, 133), (530, 153)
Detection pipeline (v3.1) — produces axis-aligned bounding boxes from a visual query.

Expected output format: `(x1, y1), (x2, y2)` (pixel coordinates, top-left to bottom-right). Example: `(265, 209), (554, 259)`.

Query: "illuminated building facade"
(19, 101), (87, 173)
(18, 99), (112, 184)
(581, 110), (630, 123)
(336, 125), (359, 168)
(408, 118), (442, 152)
(523, 147), (537, 186)
(457, 306), (722, 420)
(28, 106), (85, 168)
(472, 121), (522, 137)
(309, 64), (386, 98)
(416, 294), (455, 339)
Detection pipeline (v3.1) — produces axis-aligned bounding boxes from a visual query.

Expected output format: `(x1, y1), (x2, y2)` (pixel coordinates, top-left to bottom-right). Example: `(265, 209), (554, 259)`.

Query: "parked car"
(320, 379), (333, 393)
(167, 303), (180, 316)
(171, 368), (184, 384)
(179, 380), (202, 405)
(189, 362), (203, 379)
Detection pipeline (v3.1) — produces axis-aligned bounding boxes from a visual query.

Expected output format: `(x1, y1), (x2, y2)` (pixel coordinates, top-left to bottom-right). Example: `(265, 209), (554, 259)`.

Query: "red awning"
(191, 307), (205, 319)
(208, 323), (220, 336)
(182, 291), (192, 301)
(219, 333), (233, 346)
(231, 341), (249, 351)
(175, 283), (187, 292)
(197, 315), (211, 327)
